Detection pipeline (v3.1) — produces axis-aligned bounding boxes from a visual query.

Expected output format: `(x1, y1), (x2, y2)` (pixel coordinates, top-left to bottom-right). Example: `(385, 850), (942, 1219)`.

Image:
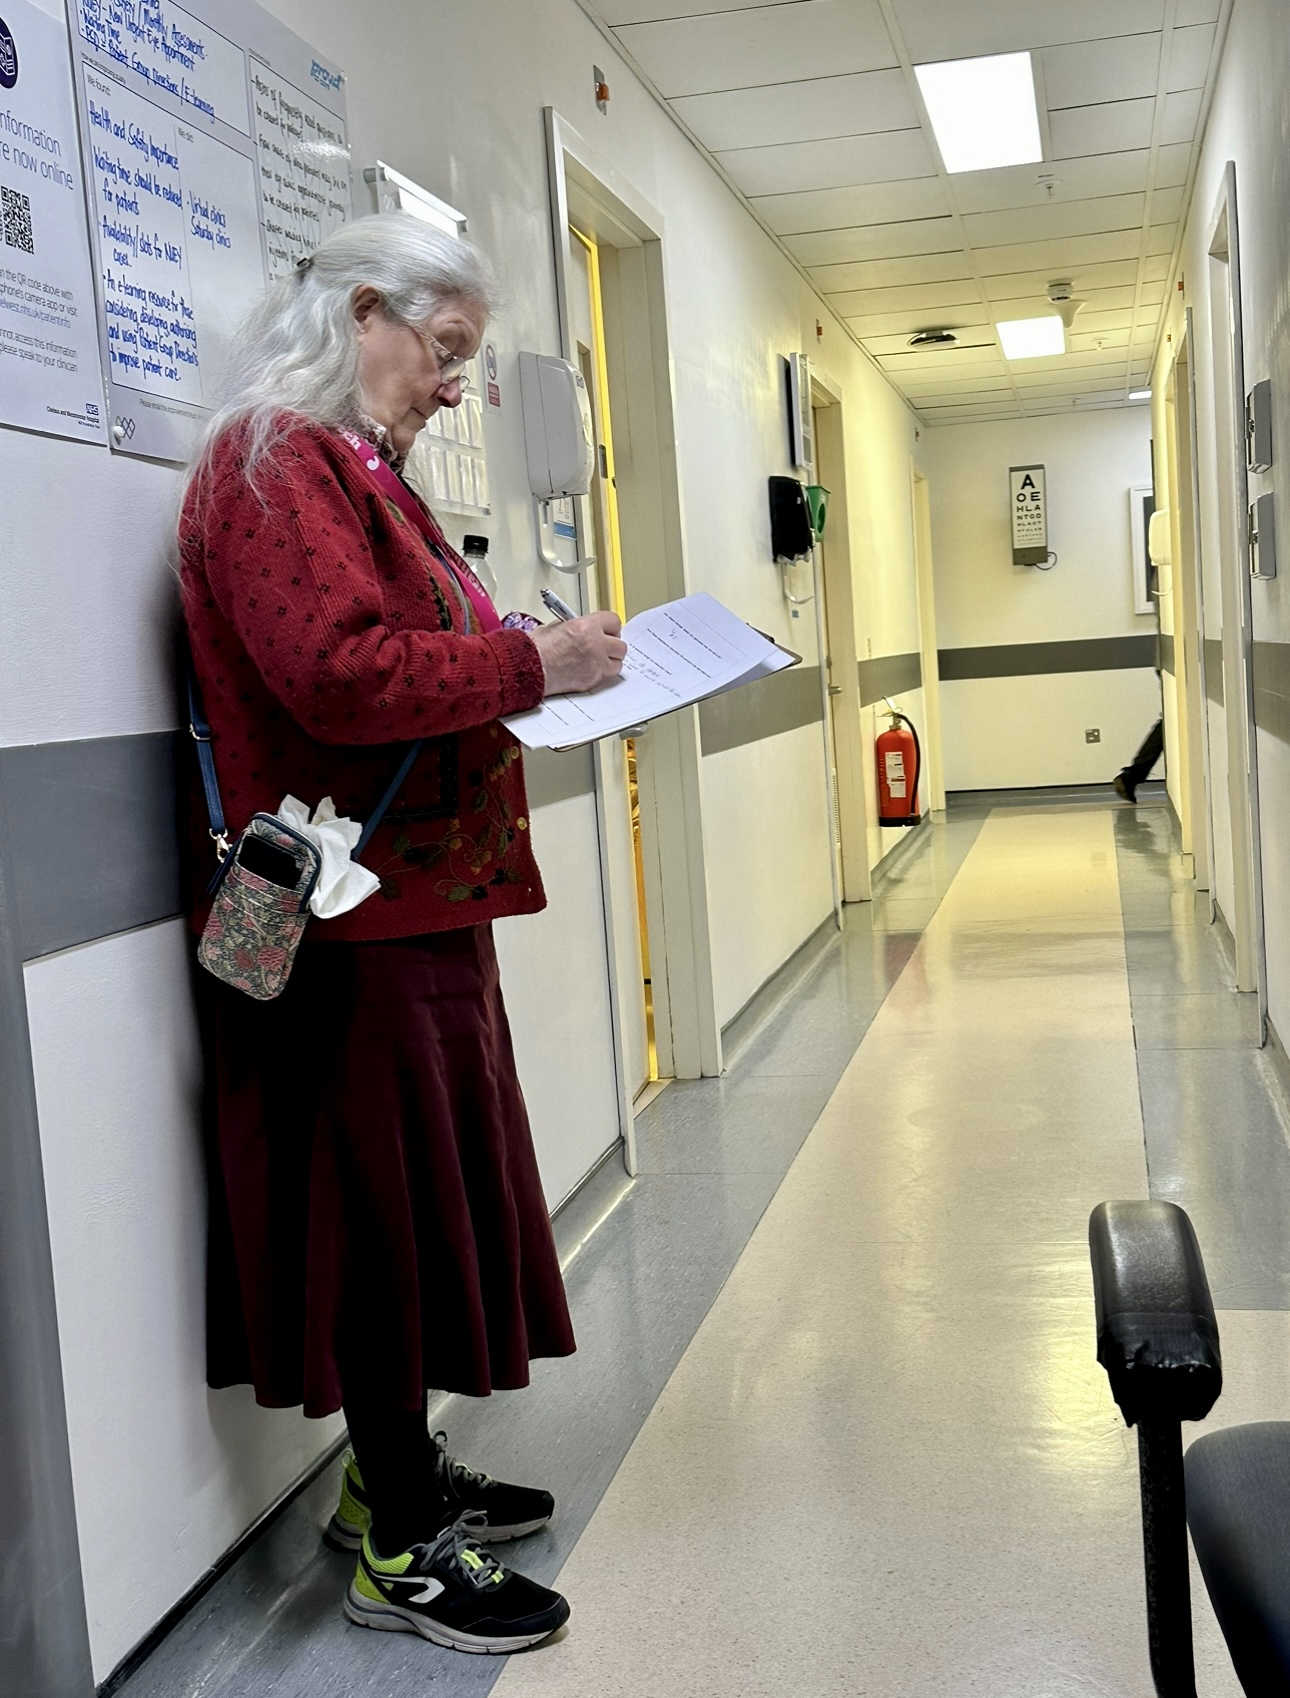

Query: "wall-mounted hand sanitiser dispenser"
(519, 352), (597, 574)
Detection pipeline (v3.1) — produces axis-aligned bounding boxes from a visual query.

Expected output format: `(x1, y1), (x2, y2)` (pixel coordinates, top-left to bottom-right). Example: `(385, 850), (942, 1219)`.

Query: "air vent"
(908, 330), (959, 348)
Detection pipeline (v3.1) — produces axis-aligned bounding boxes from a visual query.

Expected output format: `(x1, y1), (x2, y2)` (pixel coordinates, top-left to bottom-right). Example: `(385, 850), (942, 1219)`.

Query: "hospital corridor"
(5, 2), (1290, 1696)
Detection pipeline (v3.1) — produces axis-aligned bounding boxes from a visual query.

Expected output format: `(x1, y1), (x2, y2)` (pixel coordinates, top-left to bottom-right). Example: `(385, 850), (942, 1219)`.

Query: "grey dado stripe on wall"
(859, 652), (922, 706)
(0, 734), (598, 966)
(0, 733), (184, 963)
(699, 664), (823, 756)
(1159, 633), (1175, 675)
(937, 635), (1159, 681)
(1205, 638), (1225, 706)
(1254, 641), (1290, 746)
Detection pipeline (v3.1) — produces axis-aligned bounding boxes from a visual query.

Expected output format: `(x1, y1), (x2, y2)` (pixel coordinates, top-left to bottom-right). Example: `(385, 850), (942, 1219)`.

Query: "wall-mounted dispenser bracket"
(520, 351), (598, 575)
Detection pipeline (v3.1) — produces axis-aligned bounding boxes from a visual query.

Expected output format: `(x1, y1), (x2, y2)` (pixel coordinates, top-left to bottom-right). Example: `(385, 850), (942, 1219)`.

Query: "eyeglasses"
(414, 325), (472, 389)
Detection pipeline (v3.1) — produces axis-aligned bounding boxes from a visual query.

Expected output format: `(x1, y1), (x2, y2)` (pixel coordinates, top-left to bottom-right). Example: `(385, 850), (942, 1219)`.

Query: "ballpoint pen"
(540, 586), (579, 622)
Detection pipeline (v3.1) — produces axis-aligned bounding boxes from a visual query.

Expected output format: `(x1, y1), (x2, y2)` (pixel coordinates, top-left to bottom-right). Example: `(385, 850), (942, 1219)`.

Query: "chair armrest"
(1089, 1200), (1222, 1427)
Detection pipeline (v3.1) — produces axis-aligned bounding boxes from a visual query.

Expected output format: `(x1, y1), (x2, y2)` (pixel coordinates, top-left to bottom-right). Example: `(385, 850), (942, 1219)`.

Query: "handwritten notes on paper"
(503, 594), (797, 751)
(70, 0), (348, 460)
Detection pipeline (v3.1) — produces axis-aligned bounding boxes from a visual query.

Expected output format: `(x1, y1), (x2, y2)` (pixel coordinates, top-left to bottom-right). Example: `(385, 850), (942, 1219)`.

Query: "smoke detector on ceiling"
(908, 329), (959, 348)
(1047, 279), (1086, 330)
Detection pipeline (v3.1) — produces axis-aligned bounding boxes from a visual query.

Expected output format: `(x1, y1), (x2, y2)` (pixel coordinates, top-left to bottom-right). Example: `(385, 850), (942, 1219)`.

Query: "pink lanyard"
(337, 429), (501, 634)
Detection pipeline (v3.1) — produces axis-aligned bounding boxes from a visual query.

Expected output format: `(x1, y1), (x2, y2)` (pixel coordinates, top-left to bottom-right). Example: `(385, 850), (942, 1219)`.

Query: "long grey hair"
(185, 212), (498, 496)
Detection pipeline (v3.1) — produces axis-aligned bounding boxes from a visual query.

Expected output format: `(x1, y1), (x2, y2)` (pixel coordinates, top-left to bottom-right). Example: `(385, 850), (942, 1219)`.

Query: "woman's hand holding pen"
(530, 610), (627, 696)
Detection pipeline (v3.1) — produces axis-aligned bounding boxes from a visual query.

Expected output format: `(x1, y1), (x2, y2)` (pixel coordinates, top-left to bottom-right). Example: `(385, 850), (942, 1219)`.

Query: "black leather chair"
(1090, 1200), (1290, 1696)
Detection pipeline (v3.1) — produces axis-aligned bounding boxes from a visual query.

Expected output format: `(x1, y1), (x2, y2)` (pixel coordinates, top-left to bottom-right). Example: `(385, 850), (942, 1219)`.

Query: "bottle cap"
(462, 533), (489, 554)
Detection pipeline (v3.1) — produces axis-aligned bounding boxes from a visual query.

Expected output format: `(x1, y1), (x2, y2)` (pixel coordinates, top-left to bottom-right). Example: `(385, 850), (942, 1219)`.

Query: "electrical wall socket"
(1085, 728), (1101, 743)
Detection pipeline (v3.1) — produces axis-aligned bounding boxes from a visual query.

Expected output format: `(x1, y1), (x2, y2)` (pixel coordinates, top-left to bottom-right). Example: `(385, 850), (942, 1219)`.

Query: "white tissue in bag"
(276, 796), (382, 919)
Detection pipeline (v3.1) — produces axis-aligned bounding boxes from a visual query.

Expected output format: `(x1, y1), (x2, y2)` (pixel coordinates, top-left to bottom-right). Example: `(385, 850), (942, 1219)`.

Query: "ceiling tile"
(1150, 185), (1186, 222)
(1042, 34), (1162, 108)
(612, 0), (897, 99)
(974, 230), (1146, 274)
(839, 277), (985, 315)
(891, 0), (1165, 59)
(753, 175), (947, 235)
(670, 68), (917, 152)
(878, 349), (1006, 374)
(1049, 99), (1156, 158)
(597, 0), (799, 20)
(1167, 23), (1216, 90)
(963, 192), (1145, 248)
(717, 129), (933, 198)
(1147, 223), (1177, 255)
(1155, 143), (1192, 188)
(899, 375), (1015, 395)
(1161, 87), (1204, 143)
(845, 304), (988, 338)
(951, 152), (1151, 214)
(812, 250), (976, 293)
(1142, 254), (1172, 282)
(785, 216), (962, 267)
(980, 259), (1142, 298)
(1175, 0), (1221, 22)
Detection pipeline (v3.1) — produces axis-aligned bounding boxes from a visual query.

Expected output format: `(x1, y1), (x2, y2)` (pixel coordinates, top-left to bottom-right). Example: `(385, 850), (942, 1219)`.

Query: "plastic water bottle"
(461, 534), (498, 600)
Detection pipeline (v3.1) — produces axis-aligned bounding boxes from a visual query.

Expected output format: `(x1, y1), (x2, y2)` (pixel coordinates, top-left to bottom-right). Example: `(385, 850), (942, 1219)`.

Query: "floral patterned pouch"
(197, 814), (322, 1001)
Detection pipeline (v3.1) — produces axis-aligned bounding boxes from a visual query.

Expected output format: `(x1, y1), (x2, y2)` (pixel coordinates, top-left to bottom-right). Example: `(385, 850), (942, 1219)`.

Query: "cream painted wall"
(1150, 0), (1290, 1020)
(924, 410), (1156, 791)
(0, 0), (925, 1674)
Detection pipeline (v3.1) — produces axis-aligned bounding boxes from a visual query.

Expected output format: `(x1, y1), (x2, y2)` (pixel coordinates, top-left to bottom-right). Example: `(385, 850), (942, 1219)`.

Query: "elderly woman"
(179, 213), (625, 1654)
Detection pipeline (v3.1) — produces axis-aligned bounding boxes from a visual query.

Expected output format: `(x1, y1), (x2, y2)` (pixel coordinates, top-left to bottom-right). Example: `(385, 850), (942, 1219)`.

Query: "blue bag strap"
(186, 649), (420, 867)
(186, 656), (229, 858)
(354, 740), (422, 861)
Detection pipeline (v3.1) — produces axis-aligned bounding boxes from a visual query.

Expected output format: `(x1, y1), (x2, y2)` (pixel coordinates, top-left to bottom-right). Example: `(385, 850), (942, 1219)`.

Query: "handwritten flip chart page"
(0, 0), (107, 443)
(69, 0), (348, 461)
(503, 593), (798, 752)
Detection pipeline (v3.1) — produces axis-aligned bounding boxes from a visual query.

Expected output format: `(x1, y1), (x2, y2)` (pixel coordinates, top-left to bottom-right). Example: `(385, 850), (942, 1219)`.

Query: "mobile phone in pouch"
(237, 833), (306, 888)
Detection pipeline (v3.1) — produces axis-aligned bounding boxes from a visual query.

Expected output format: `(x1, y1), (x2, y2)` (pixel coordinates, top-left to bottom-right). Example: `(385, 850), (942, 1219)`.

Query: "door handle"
(827, 685), (843, 696)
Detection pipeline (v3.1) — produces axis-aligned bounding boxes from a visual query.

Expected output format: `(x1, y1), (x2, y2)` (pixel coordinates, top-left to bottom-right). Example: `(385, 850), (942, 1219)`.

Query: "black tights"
(343, 1391), (449, 1556)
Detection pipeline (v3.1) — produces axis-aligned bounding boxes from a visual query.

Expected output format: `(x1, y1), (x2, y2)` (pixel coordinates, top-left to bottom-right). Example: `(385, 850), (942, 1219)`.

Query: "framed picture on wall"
(1129, 485), (1157, 614)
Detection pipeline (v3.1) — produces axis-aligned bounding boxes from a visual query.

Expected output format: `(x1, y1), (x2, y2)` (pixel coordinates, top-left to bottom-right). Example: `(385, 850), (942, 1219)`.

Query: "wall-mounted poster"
(68, 0), (349, 462)
(0, 0), (107, 444)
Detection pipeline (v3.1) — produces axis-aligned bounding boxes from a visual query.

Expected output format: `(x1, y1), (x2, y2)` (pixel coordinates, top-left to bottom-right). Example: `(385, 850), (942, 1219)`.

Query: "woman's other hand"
(530, 612), (627, 696)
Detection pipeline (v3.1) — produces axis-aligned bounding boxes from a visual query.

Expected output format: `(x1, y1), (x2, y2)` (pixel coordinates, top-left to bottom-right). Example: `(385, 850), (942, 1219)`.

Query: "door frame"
(810, 368), (868, 905)
(544, 111), (722, 1130)
(911, 467), (946, 813)
(1173, 318), (1217, 902)
(1206, 163), (1267, 1017)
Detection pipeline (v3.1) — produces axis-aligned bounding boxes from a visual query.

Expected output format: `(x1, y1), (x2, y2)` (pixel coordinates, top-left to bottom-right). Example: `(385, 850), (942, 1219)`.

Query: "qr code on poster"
(2, 184), (34, 254)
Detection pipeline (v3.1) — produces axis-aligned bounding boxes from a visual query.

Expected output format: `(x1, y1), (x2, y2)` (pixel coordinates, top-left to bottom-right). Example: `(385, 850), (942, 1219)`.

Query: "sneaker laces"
(417, 1510), (506, 1592)
(431, 1429), (494, 1496)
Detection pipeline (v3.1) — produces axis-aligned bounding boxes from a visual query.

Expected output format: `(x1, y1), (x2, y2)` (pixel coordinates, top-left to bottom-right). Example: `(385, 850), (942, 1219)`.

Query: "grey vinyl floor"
(111, 788), (1290, 1698)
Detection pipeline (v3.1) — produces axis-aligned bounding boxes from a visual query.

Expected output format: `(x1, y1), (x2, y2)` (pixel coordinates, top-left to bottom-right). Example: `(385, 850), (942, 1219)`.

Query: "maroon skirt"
(202, 925), (575, 1417)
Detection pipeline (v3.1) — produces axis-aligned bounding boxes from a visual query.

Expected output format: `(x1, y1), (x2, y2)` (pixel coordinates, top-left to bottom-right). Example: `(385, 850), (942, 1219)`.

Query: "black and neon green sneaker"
(325, 1437), (555, 1551)
(324, 1450), (372, 1552)
(344, 1514), (570, 1654)
(430, 1431), (555, 1542)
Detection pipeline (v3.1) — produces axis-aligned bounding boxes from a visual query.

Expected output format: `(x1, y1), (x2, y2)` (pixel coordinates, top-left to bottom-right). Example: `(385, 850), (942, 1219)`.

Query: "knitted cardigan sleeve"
(194, 429), (546, 746)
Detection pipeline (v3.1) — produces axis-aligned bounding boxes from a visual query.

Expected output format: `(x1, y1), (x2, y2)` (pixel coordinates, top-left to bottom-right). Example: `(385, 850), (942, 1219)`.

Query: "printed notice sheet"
(503, 592), (798, 752)
(0, 0), (106, 443)
(70, 0), (349, 461)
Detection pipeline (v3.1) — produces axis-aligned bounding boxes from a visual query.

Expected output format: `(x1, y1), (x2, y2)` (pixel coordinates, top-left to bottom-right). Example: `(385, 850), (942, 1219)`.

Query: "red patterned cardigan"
(179, 421), (548, 940)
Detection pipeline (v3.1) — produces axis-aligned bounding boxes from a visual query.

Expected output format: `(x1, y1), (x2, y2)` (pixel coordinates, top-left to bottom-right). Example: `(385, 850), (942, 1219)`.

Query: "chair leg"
(1137, 1418), (1197, 1698)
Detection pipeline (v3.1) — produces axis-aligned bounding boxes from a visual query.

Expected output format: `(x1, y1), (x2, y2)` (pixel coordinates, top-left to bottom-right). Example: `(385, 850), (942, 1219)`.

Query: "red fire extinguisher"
(876, 710), (922, 827)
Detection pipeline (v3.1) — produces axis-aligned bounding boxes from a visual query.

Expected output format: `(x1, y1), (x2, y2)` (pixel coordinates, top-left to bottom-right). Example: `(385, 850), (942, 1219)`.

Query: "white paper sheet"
(503, 591), (796, 751)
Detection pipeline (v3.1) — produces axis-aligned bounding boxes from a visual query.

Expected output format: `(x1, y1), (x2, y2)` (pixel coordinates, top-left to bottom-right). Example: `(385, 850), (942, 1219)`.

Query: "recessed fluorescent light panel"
(1128, 389), (1152, 400)
(915, 52), (1043, 174)
(997, 317), (1066, 359)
